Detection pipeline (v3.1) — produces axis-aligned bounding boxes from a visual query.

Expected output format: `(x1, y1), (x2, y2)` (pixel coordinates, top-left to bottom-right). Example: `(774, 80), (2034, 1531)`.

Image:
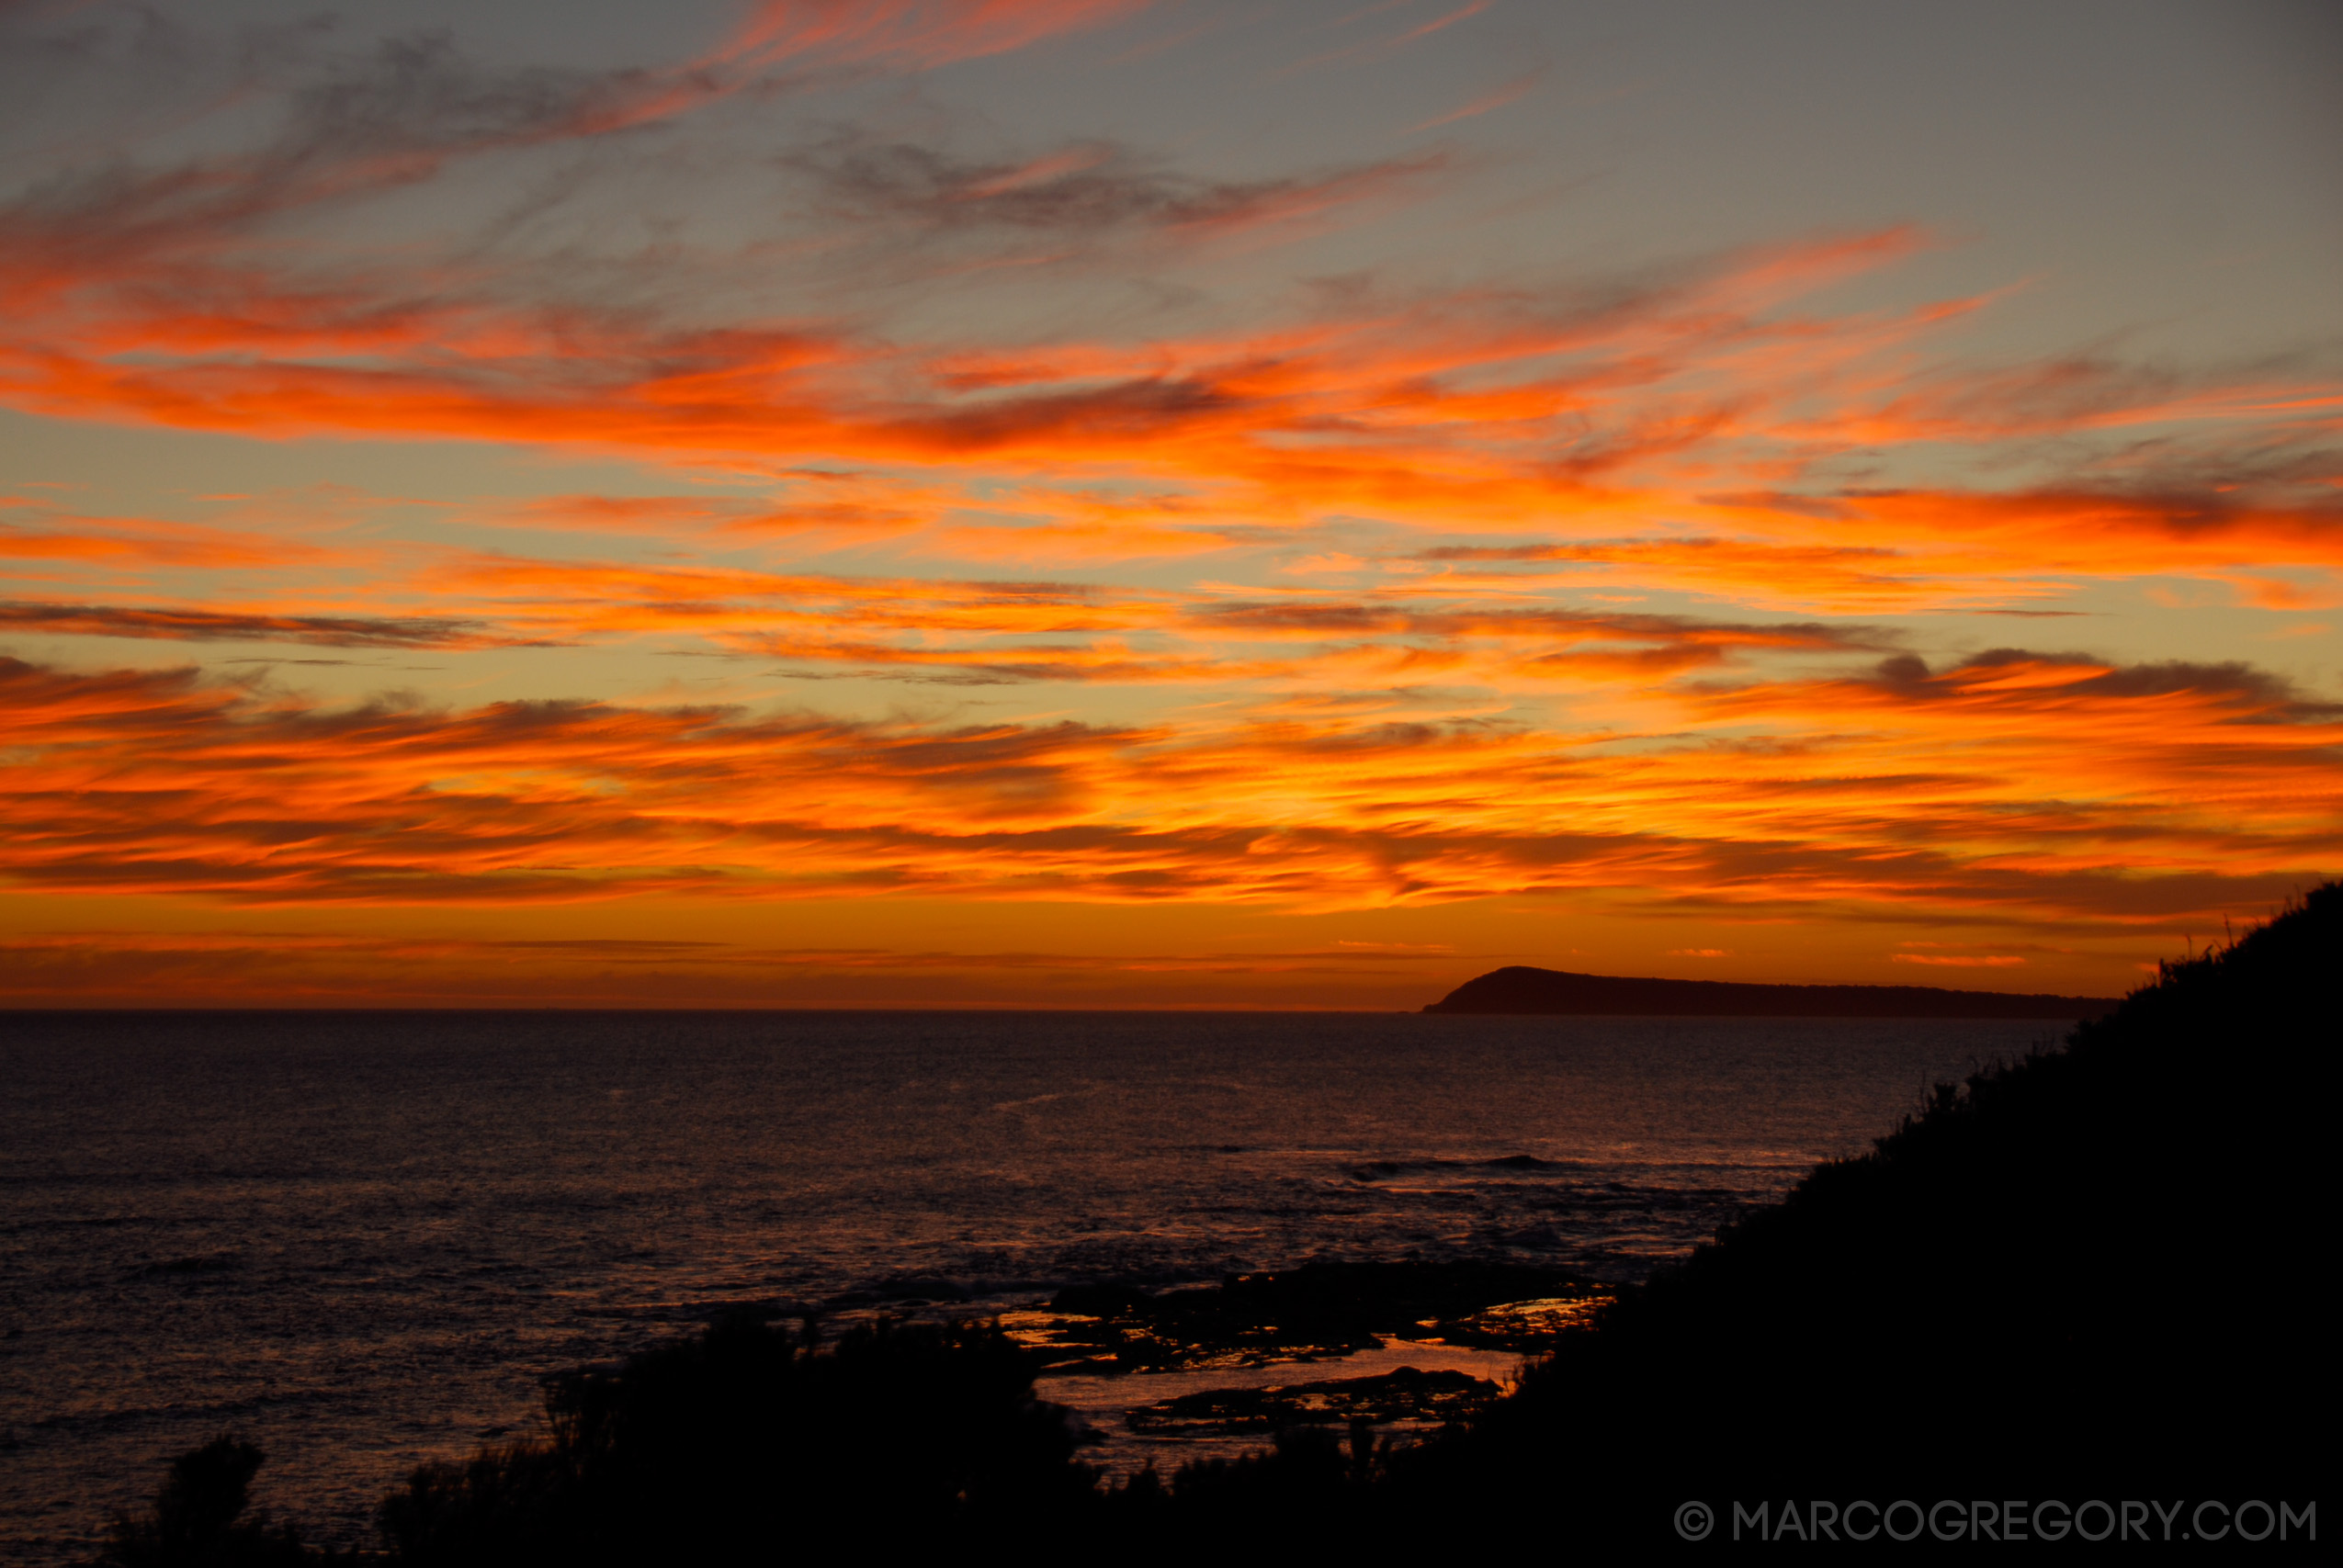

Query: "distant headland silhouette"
(1424, 965), (2117, 1019)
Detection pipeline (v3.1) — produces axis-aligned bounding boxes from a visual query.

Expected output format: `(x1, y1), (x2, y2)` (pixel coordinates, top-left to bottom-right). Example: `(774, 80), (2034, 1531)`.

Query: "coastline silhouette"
(86, 882), (2331, 1558)
(1425, 966), (2119, 1018)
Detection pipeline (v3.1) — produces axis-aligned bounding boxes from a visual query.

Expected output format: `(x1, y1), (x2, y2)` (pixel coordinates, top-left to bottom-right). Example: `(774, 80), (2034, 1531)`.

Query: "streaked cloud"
(1409, 69), (1540, 133)
(0, 0), (2335, 1001)
(784, 135), (1443, 240)
(4, 649), (2330, 917)
(0, 602), (538, 649)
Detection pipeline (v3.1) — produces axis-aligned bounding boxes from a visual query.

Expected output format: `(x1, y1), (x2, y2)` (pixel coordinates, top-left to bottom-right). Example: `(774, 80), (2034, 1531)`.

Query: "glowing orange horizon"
(1, 1), (2336, 1006)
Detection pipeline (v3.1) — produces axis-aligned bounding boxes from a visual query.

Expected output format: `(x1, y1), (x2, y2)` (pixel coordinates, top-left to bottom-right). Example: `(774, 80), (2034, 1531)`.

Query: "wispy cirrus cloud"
(712, 0), (1150, 73)
(5, 67), (2331, 616)
(1409, 69), (1540, 133)
(1, 0), (1151, 211)
(1283, 0), (1490, 76)
(0, 504), (318, 570)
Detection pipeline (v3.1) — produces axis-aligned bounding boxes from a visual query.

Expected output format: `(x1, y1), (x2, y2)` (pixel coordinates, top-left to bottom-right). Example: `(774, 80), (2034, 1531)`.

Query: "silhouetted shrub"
(379, 1314), (1097, 1562)
(94, 1435), (328, 1567)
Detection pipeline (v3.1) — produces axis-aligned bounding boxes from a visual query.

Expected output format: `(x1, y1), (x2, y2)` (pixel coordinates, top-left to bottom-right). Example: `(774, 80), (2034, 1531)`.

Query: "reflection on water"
(0, 1009), (2056, 1562)
(1038, 1339), (1533, 1474)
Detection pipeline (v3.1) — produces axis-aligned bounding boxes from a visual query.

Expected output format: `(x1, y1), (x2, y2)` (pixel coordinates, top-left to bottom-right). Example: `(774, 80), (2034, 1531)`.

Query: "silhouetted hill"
(1425, 964), (2117, 1018)
(1382, 884), (2333, 1540)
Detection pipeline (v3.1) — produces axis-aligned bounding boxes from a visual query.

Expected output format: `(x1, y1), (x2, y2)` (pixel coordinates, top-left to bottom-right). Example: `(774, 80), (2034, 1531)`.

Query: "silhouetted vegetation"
(95, 886), (2336, 1551)
(93, 1436), (334, 1567)
(378, 1315), (1096, 1562)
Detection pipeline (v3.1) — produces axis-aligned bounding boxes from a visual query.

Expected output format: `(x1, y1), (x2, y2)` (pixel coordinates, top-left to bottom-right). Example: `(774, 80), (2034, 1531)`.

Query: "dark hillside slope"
(1395, 885), (2333, 1532)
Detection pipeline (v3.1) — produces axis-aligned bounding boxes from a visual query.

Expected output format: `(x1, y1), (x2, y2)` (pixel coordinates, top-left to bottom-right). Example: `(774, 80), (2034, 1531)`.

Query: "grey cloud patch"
(2062, 659), (2337, 712)
(1417, 544), (1587, 563)
(268, 31), (693, 171)
(0, 20), (714, 289)
(1196, 602), (1406, 635)
(1695, 491), (1858, 520)
(1410, 536), (1904, 569)
(770, 666), (1028, 687)
(1193, 600), (1883, 650)
(959, 580), (1104, 601)
(1874, 649), (2341, 717)
(1837, 480), (2343, 536)
(897, 376), (1241, 450)
(0, 602), (545, 649)
(221, 658), (447, 670)
(783, 134), (1443, 236)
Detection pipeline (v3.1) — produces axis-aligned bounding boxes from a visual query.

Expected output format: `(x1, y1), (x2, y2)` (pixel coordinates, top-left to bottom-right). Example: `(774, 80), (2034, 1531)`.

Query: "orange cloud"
(714, 0), (1149, 73)
(2, 6), (2335, 1005)
(0, 503), (313, 570)
(2, 650), (2330, 921)
(7, 203), (2328, 614)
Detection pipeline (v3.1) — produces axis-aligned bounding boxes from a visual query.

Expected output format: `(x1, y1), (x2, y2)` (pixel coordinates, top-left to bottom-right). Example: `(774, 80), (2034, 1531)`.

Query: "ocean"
(0, 1009), (2065, 1561)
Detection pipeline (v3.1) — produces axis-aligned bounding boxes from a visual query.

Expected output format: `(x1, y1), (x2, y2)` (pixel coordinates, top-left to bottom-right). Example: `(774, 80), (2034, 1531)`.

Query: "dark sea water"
(0, 1010), (2064, 1562)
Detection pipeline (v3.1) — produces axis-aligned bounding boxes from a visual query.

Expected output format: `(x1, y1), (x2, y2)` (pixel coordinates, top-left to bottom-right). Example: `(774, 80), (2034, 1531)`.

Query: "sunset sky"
(2, 0), (2337, 1006)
